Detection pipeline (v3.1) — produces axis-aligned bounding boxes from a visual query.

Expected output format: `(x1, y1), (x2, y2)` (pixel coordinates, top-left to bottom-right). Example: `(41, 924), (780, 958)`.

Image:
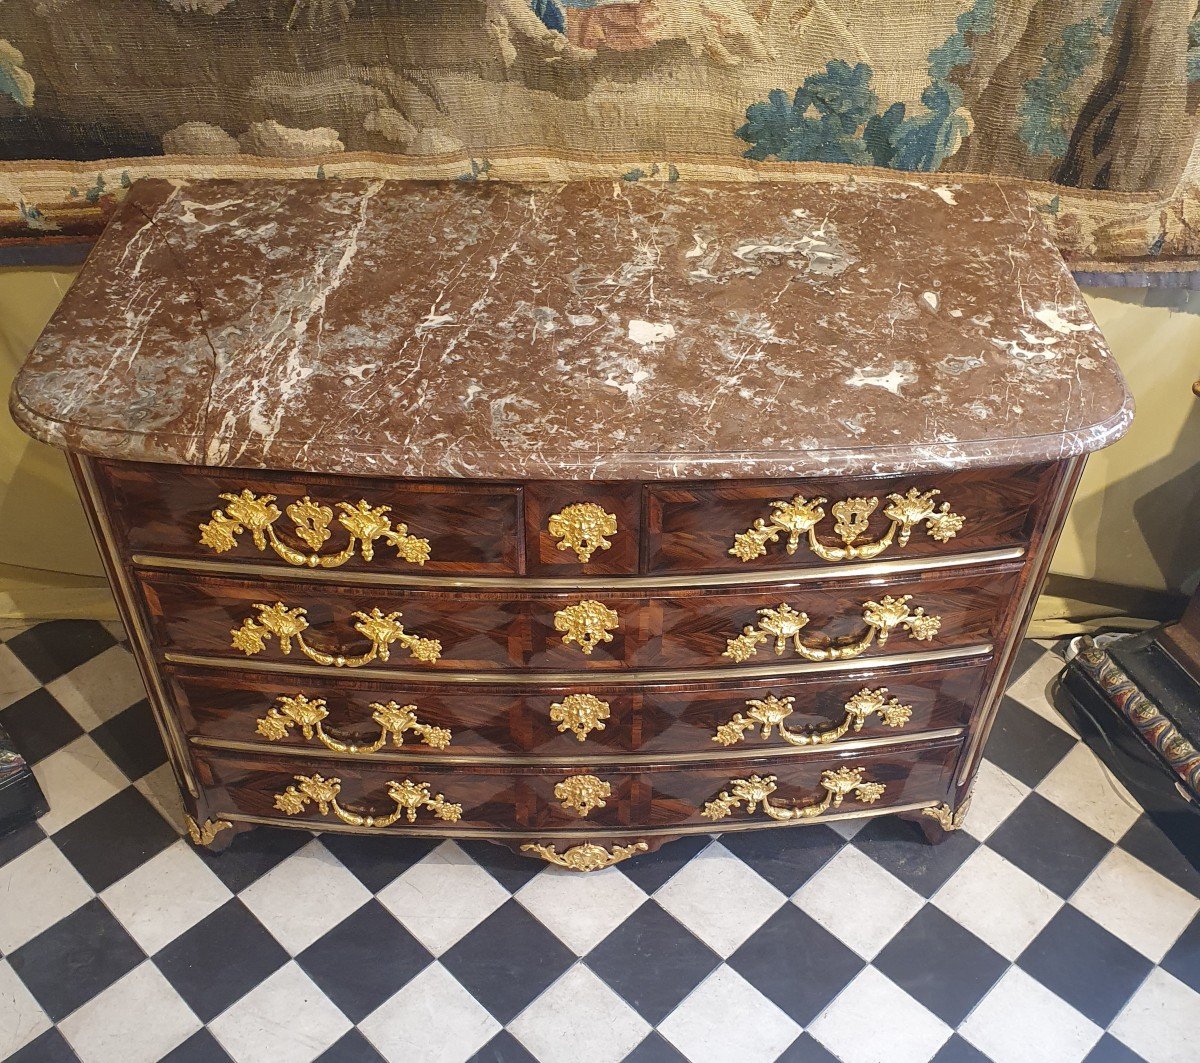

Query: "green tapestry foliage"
(1018, 18), (1106, 159)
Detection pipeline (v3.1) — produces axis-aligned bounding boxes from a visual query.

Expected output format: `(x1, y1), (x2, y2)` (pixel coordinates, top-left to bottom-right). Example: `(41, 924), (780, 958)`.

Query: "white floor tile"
(1036, 744), (1142, 842)
(515, 863), (646, 956)
(210, 961), (351, 1063)
(1007, 647), (1077, 736)
(962, 758), (1032, 842)
(808, 966), (952, 1063)
(654, 842), (785, 957)
(46, 644), (146, 730)
(510, 965), (650, 1063)
(0, 643), (40, 710)
(1110, 968), (1200, 1063)
(960, 967), (1102, 1063)
(240, 839), (371, 955)
(658, 965), (800, 1063)
(59, 960), (200, 1063)
(100, 839), (233, 955)
(0, 839), (94, 953)
(360, 961), (500, 1063)
(31, 735), (127, 834)
(1070, 849), (1200, 962)
(792, 846), (923, 959)
(0, 959), (51, 1058)
(933, 846), (1063, 960)
(377, 841), (513, 956)
(133, 762), (187, 829)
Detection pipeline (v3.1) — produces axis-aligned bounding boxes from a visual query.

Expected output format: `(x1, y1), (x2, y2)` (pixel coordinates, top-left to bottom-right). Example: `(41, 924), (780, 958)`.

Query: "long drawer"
(192, 736), (961, 835)
(137, 563), (1016, 674)
(99, 459), (1049, 578)
(171, 655), (987, 760)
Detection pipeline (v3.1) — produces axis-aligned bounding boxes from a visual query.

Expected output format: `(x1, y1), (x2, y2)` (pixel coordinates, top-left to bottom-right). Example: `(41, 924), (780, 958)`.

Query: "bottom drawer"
(192, 737), (960, 836)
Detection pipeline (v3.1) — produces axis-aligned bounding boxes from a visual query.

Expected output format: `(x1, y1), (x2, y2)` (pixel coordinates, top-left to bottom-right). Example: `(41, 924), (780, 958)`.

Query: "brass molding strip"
(189, 725), (965, 767)
(218, 798), (940, 840)
(165, 642), (993, 686)
(132, 545), (1025, 591)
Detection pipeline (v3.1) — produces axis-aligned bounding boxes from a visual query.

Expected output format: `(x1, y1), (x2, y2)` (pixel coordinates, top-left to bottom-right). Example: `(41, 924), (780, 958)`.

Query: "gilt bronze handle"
(713, 687), (912, 747)
(200, 489), (430, 568)
(230, 602), (441, 667)
(730, 488), (963, 564)
(723, 595), (940, 664)
(255, 694), (451, 754)
(701, 768), (885, 822)
(273, 774), (462, 827)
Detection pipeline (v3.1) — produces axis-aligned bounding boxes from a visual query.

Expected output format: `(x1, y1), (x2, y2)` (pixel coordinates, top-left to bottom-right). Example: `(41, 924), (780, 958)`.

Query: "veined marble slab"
(11, 177), (1132, 480)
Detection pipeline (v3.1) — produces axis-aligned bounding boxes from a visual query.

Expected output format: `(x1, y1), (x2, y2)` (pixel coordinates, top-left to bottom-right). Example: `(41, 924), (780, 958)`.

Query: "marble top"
(11, 177), (1132, 480)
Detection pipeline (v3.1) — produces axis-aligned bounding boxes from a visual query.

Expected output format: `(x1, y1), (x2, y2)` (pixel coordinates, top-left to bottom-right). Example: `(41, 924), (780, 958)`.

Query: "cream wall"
(1, 266), (1198, 628)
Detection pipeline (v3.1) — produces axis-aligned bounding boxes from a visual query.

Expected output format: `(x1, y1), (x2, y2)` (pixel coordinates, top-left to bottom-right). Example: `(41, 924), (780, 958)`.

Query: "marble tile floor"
(0, 621), (1197, 1063)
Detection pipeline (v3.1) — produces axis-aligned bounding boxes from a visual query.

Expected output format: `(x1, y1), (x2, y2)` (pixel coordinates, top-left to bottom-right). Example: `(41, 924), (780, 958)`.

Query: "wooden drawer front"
(193, 737), (960, 834)
(96, 460), (521, 575)
(172, 657), (986, 758)
(138, 564), (1015, 674)
(523, 483), (640, 575)
(646, 463), (1055, 575)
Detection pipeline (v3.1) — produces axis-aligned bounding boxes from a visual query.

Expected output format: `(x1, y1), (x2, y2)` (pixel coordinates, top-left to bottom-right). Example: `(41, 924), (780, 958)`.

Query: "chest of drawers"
(11, 177), (1132, 870)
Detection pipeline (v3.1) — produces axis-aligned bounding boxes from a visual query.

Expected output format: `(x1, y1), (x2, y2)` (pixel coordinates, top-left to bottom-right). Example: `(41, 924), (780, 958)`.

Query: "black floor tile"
(0, 688), (82, 764)
(874, 905), (1008, 1025)
(7, 1027), (80, 1062)
(729, 905), (864, 1025)
(850, 813), (980, 896)
(298, 899), (432, 1023)
(1160, 911), (1200, 994)
(51, 786), (178, 891)
(931, 1034), (993, 1063)
(469, 1030), (539, 1063)
(319, 833), (441, 894)
(440, 900), (574, 1024)
(194, 824), (312, 893)
(625, 1032), (690, 1062)
(1018, 907), (1154, 1026)
(454, 840), (547, 894)
(161, 1028), (235, 1062)
(586, 900), (720, 1025)
(982, 696), (1077, 787)
(987, 793), (1111, 897)
(1084, 1034), (1150, 1062)
(614, 835), (712, 894)
(7, 898), (144, 1021)
(4, 621), (117, 684)
(1117, 816), (1200, 899)
(777, 1034), (843, 1062)
(153, 899), (289, 1022)
(317, 1028), (389, 1063)
(719, 824), (845, 896)
(88, 700), (166, 781)
(0, 818), (45, 867)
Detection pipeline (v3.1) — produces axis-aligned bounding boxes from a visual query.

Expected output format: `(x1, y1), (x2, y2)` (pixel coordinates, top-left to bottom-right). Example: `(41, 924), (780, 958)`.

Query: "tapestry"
(1, 1), (1198, 274)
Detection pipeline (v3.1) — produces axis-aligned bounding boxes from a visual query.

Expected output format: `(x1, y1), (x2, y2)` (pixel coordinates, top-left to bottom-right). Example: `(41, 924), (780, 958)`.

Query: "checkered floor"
(0, 622), (1197, 1063)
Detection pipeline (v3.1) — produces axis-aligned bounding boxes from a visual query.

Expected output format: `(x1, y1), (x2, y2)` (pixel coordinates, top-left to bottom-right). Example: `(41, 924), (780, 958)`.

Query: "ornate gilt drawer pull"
(200, 490), (431, 568)
(723, 595), (940, 664)
(274, 773), (462, 827)
(521, 841), (648, 872)
(554, 599), (620, 655)
(256, 694), (451, 753)
(230, 602), (442, 667)
(730, 488), (964, 563)
(702, 768), (885, 822)
(714, 687), (912, 747)
(550, 693), (611, 742)
(554, 775), (611, 817)
(547, 502), (618, 563)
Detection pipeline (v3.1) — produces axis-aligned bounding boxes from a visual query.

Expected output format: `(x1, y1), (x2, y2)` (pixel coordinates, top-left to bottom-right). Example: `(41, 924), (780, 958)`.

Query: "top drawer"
(96, 460), (1053, 579)
(96, 460), (522, 576)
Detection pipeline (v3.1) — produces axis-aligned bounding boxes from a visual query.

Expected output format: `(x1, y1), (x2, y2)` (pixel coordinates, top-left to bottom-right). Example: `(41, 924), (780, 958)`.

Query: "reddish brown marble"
(11, 178), (1131, 480)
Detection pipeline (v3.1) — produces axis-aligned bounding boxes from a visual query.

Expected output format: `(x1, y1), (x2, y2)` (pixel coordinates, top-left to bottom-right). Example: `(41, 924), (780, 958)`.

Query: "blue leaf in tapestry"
(890, 82), (973, 173)
(1018, 18), (1108, 159)
(736, 60), (879, 166)
(927, 0), (997, 80)
(530, 0), (567, 34)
